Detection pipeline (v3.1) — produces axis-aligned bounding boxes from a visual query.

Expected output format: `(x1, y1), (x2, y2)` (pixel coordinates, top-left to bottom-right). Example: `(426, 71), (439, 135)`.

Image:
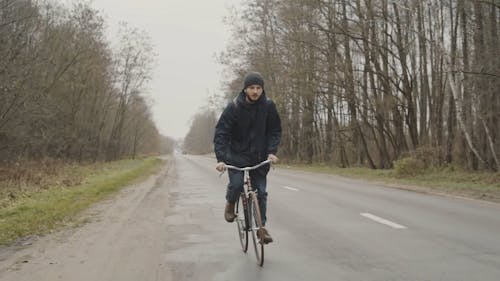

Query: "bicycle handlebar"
(224, 159), (272, 172)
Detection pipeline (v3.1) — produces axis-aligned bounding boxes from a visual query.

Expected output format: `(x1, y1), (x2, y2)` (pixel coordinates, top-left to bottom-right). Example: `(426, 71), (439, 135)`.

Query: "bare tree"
(0, 1), (162, 163)
(183, 109), (217, 154)
(106, 23), (156, 160)
(220, 0), (499, 170)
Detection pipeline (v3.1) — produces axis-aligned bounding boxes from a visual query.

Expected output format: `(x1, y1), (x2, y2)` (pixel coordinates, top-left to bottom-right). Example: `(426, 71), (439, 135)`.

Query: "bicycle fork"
(241, 193), (250, 231)
(243, 176), (263, 241)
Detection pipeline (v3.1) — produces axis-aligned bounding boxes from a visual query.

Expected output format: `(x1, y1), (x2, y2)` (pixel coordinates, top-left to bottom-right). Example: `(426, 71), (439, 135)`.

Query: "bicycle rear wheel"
(249, 192), (264, 266)
(235, 194), (248, 252)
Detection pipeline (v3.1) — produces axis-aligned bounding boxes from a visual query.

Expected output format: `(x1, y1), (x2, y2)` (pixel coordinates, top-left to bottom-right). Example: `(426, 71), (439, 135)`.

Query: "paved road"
(166, 155), (500, 281)
(1, 154), (499, 280)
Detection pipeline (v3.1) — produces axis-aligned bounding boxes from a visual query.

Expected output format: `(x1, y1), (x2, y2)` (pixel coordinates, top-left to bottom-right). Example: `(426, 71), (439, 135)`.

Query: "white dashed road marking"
(283, 186), (299, 192)
(361, 213), (407, 229)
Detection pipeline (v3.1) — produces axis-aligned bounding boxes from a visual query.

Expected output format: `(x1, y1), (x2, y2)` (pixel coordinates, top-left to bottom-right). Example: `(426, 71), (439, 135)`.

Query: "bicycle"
(222, 159), (271, 267)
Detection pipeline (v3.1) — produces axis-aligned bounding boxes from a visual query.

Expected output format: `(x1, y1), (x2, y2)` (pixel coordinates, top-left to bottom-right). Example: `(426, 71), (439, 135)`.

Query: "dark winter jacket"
(213, 90), (281, 167)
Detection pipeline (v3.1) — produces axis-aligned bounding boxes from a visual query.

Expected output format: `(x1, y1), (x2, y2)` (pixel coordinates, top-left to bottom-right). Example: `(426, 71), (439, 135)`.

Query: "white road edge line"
(283, 186), (299, 192)
(360, 213), (407, 229)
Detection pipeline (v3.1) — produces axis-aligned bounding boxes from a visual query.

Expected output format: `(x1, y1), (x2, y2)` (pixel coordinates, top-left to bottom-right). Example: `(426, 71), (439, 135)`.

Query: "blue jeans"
(226, 166), (269, 225)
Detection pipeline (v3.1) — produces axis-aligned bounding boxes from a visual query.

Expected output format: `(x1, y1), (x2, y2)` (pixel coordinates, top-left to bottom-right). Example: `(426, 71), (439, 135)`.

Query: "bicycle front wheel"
(235, 194), (248, 252)
(249, 192), (264, 266)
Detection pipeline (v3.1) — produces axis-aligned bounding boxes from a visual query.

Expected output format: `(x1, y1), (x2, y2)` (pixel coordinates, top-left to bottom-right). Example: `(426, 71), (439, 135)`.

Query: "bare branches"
(221, 0), (499, 170)
(0, 1), (160, 162)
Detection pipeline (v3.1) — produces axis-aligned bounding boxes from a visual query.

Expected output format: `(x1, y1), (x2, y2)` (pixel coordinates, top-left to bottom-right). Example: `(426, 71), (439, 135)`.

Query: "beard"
(249, 95), (259, 101)
(246, 93), (261, 103)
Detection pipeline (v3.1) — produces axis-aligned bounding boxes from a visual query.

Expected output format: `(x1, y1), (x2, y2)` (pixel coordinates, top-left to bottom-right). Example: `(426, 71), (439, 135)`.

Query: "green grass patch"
(0, 157), (164, 246)
(282, 164), (500, 202)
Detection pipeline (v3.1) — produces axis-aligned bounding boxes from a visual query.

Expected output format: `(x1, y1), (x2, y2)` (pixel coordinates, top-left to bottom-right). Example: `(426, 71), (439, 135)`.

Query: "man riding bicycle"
(214, 71), (282, 244)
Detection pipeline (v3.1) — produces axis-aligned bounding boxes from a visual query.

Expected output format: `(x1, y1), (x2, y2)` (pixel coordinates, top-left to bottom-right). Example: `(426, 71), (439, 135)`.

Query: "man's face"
(245, 85), (263, 103)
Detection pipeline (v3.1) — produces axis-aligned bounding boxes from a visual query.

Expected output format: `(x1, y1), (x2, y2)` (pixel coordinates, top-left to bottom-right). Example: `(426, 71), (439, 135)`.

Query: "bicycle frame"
(223, 159), (271, 266)
(224, 159), (271, 203)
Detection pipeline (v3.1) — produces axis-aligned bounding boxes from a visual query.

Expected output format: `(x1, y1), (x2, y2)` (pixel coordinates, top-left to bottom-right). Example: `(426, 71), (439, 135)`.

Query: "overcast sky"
(74, 0), (239, 139)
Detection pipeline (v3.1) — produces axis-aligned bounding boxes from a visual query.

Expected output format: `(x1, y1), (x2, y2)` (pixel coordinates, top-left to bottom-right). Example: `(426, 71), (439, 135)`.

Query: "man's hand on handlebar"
(267, 154), (279, 164)
(216, 162), (226, 172)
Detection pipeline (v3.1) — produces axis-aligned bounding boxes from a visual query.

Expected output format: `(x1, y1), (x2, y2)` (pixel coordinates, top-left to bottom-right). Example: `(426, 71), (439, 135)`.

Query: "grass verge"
(0, 157), (164, 246)
(282, 164), (500, 203)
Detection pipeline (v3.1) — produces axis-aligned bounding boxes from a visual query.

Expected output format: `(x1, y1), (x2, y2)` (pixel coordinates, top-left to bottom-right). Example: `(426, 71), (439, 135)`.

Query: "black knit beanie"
(243, 72), (264, 89)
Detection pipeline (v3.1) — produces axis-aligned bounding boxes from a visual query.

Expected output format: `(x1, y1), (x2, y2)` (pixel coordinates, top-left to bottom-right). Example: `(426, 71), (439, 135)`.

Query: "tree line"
(220, 0), (499, 171)
(1, 0), (169, 163)
(183, 108), (217, 154)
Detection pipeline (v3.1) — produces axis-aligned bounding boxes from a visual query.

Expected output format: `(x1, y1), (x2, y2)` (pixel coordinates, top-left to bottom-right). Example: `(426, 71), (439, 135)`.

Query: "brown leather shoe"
(224, 201), (236, 222)
(259, 227), (273, 244)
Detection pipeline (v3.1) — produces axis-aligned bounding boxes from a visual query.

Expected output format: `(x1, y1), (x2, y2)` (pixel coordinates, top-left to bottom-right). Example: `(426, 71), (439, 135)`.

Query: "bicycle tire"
(249, 192), (264, 266)
(235, 194), (248, 252)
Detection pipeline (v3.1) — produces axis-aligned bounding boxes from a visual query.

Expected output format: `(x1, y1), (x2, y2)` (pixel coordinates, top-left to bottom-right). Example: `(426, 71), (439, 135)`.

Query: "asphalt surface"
(167, 155), (500, 281)
(1, 154), (499, 281)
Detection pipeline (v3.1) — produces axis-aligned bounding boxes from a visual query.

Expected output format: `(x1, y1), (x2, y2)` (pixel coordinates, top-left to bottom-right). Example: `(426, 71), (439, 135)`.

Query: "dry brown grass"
(285, 164), (500, 203)
(0, 157), (164, 245)
(0, 159), (87, 209)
